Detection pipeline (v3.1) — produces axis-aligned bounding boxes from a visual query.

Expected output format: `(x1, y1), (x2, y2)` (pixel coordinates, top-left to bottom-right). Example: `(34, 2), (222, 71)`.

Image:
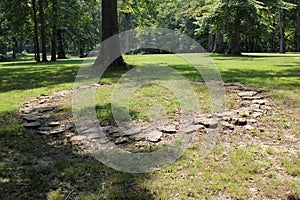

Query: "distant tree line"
(0, 0), (299, 62)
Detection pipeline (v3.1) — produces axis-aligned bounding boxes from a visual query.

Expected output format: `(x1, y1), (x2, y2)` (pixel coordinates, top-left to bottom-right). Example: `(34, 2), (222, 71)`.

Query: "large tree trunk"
(279, 9), (285, 54)
(57, 29), (67, 59)
(94, 0), (127, 69)
(228, 7), (242, 55)
(39, 0), (48, 62)
(229, 27), (241, 55)
(213, 31), (225, 54)
(296, 4), (300, 52)
(51, 0), (57, 61)
(32, 0), (40, 62)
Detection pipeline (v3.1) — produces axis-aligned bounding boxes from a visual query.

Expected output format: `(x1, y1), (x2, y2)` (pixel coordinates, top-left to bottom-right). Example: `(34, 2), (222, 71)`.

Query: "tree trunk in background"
(94, 0), (127, 69)
(123, 4), (130, 51)
(57, 29), (66, 59)
(229, 30), (241, 55)
(296, 4), (300, 52)
(39, 0), (48, 62)
(279, 9), (285, 54)
(213, 31), (225, 53)
(79, 40), (85, 58)
(208, 31), (214, 53)
(51, 0), (57, 61)
(228, 5), (242, 55)
(12, 37), (18, 59)
(19, 40), (23, 53)
(248, 36), (255, 52)
(32, 0), (40, 62)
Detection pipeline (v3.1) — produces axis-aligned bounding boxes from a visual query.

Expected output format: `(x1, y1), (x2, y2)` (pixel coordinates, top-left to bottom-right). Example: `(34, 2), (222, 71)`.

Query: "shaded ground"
(0, 54), (299, 199)
(1, 82), (299, 199)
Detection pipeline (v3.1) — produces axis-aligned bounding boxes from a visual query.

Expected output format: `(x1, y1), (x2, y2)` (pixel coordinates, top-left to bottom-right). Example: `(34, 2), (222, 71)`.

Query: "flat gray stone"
(49, 129), (65, 135)
(48, 122), (60, 127)
(111, 132), (122, 138)
(129, 133), (146, 141)
(39, 127), (52, 131)
(147, 130), (163, 142)
(238, 91), (257, 97)
(122, 127), (140, 137)
(182, 125), (205, 134)
(213, 111), (233, 118)
(81, 126), (99, 134)
(40, 107), (54, 112)
(70, 135), (87, 142)
(39, 99), (47, 104)
(248, 119), (258, 123)
(91, 83), (101, 87)
(241, 96), (262, 100)
(38, 131), (49, 135)
(23, 114), (39, 121)
(245, 125), (254, 130)
(252, 109), (264, 113)
(252, 99), (268, 105)
(87, 133), (105, 139)
(107, 127), (120, 135)
(261, 105), (272, 110)
(193, 118), (218, 128)
(224, 83), (241, 87)
(22, 121), (41, 128)
(20, 108), (32, 114)
(241, 87), (262, 93)
(250, 104), (260, 110)
(161, 125), (177, 133)
(115, 137), (129, 144)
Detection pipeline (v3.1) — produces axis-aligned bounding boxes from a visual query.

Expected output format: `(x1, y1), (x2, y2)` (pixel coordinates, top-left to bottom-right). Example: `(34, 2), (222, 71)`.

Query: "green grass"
(0, 53), (299, 199)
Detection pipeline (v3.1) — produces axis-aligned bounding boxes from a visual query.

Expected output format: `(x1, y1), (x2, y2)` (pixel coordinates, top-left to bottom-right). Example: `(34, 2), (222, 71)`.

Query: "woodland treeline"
(0, 0), (299, 62)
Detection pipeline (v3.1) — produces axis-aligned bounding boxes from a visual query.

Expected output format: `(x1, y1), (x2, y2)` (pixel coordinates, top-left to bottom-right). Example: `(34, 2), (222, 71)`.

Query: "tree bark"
(94, 0), (127, 69)
(279, 9), (285, 54)
(213, 31), (225, 54)
(32, 0), (40, 62)
(228, 5), (242, 55)
(57, 29), (67, 59)
(51, 0), (57, 61)
(229, 26), (241, 55)
(39, 0), (48, 62)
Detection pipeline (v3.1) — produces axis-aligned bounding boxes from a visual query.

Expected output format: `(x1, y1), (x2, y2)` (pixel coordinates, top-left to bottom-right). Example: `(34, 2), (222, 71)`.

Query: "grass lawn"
(0, 53), (299, 199)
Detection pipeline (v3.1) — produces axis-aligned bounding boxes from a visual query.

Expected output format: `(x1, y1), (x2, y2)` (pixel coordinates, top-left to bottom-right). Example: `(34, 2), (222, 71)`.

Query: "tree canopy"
(0, 0), (299, 61)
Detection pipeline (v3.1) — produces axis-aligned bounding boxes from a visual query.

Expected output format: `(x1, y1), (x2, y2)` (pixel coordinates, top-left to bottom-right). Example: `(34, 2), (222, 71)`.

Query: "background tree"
(51, 0), (57, 61)
(38, 0), (48, 62)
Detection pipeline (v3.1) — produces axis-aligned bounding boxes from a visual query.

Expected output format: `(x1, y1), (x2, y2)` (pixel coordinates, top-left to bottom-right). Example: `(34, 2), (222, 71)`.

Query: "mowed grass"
(0, 53), (299, 199)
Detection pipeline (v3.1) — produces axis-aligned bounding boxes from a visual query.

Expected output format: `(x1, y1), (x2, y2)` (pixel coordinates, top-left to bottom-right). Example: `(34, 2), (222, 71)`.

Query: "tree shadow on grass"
(0, 59), (135, 93)
(169, 63), (300, 90)
(219, 67), (300, 89)
(0, 60), (85, 92)
(0, 109), (155, 200)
